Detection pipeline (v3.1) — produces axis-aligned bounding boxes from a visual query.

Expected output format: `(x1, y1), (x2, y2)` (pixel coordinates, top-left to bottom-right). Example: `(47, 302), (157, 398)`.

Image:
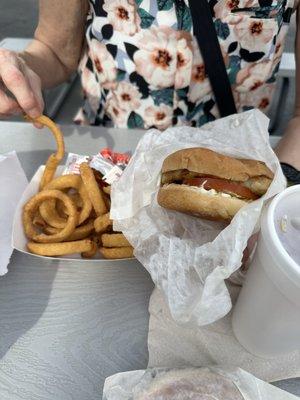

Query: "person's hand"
(0, 48), (44, 126)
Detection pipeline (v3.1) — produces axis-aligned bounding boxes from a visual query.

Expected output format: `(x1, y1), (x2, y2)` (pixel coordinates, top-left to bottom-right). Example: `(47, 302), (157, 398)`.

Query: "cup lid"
(269, 186), (300, 269)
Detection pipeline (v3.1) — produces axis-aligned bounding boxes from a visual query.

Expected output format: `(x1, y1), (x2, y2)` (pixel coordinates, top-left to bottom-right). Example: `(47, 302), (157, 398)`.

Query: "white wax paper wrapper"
(148, 288), (300, 382)
(0, 151), (28, 275)
(102, 366), (299, 400)
(111, 110), (286, 326)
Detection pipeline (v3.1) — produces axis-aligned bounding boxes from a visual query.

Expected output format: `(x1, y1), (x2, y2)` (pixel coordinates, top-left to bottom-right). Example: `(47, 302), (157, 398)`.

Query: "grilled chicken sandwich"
(157, 148), (274, 221)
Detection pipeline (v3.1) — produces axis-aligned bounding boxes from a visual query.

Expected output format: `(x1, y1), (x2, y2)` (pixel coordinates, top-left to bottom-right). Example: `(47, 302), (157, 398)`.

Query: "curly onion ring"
(55, 193), (83, 218)
(39, 175), (92, 228)
(80, 162), (107, 216)
(103, 186), (111, 195)
(43, 220), (95, 241)
(94, 212), (112, 233)
(32, 210), (47, 228)
(99, 246), (134, 259)
(27, 239), (94, 256)
(101, 233), (130, 248)
(25, 115), (65, 190)
(81, 239), (98, 258)
(23, 189), (77, 243)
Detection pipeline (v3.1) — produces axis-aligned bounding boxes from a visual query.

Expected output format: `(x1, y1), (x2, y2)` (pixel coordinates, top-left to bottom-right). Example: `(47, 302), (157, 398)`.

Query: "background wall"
(0, 0), (38, 40)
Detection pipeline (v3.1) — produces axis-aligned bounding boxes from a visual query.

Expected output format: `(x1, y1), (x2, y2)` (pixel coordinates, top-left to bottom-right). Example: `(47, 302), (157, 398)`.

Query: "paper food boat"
(12, 165), (134, 262)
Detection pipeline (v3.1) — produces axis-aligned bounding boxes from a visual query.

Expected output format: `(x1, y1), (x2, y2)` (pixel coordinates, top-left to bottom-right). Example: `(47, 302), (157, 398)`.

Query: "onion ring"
(100, 246), (134, 259)
(104, 196), (111, 210)
(32, 210), (47, 228)
(40, 175), (92, 227)
(81, 237), (98, 258)
(94, 213), (112, 233)
(27, 239), (94, 256)
(55, 193), (83, 219)
(80, 162), (107, 216)
(68, 193), (83, 209)
(43, 220), (95, 241)
(103, 186), (111, 195)
(25, 115), (65, 190)
(101, 233), (130, 248)
(23, 189), (77, 243)
(39, 199), (67, 228)
(55, 198), (68, 218)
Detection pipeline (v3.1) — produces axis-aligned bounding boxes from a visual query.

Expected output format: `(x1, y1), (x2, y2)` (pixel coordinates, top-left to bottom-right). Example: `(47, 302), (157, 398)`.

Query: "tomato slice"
(183, 177), (259, 200)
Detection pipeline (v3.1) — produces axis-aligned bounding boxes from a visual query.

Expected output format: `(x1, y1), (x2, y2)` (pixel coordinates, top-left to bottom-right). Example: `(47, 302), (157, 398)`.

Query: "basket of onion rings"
(13, 115), (134, 260)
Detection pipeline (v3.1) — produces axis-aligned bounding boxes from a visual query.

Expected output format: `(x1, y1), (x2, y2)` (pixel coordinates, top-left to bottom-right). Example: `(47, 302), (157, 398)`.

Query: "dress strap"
(188, 0), (237, 117)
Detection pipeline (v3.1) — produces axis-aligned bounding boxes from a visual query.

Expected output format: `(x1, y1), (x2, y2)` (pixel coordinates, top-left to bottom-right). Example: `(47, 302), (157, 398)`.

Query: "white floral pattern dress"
(76, 0), (295, 129)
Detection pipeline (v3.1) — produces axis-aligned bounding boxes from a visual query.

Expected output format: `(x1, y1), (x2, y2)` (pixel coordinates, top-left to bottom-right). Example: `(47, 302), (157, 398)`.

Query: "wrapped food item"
(110, 110), (286, 325)
(103, 367), (299, 400)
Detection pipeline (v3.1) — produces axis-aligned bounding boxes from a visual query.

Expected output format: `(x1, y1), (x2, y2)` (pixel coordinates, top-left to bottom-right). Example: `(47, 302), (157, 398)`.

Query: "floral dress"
(76, 0), (295, 129)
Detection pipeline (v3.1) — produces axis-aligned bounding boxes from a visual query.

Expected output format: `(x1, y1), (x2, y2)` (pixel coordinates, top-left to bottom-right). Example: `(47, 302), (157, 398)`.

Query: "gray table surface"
(0, 122), (299, 399)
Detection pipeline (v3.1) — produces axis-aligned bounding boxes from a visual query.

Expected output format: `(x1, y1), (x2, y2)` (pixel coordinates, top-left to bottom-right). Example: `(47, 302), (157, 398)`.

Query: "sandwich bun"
(161, 147), (273, 183)
(157, 184), (247, 221)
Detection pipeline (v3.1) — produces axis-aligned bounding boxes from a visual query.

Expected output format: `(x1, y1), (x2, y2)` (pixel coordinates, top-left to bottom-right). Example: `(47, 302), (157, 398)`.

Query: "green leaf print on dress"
(175, 0), (192, 31)
(152, 89), (174, 107)
(128, 111), (144, 128)
(157, 0), (173, 11)
(138, 8), (155, 29)
(214, 19), (230, 40)
(227, 55), (241, 85)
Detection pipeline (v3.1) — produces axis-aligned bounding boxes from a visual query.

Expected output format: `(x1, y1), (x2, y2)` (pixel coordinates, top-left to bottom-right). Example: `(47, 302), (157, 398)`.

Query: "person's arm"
(21, 0), (88, 88)
(0, 0), (88, 120)
(276, 5), (300, 170)
(293, 5), (300, 116)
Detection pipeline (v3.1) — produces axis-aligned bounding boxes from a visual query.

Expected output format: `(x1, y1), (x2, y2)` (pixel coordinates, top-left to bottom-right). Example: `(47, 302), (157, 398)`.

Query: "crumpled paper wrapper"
(148, 288), (300, 383)
(102, 366), (299, 400)
(111, 110), (286, 326)
(0, 151), (28, 275)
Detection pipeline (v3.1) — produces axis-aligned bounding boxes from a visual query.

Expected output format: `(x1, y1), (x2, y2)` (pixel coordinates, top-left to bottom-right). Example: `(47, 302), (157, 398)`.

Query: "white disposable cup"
(232, 185), (300, 357)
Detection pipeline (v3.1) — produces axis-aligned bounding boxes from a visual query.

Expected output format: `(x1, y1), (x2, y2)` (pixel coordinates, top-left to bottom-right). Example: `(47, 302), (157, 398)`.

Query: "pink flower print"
(234, 16), (276, 51)
(144, 104), (173, 130)
(103, 0), (140, 36)
(236, 61), (273, 92)
(134, 26), (177, 88)
(113, 81), (142, 111)
(81, 67), (101, 113)
(175, 32), (193, 89)
(89, 40), (117, 89)
(188, 40), (212, 102)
